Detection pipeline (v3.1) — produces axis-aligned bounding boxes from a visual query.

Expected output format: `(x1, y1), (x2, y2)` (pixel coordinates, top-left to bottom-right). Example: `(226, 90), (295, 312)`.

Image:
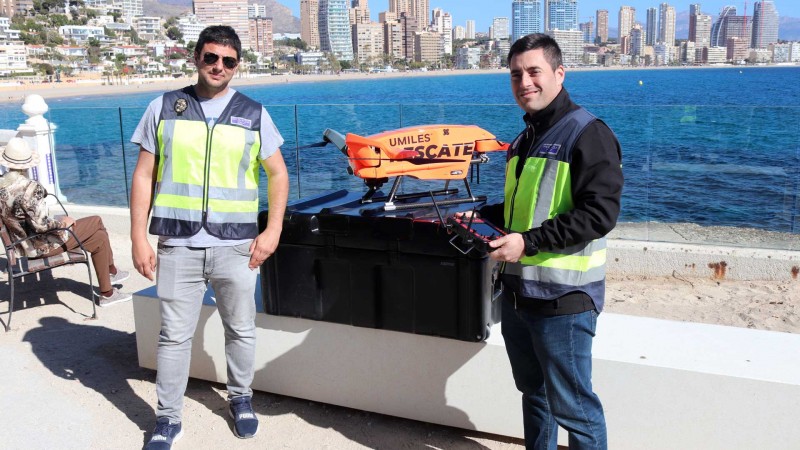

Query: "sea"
(2, 66), (799, 233)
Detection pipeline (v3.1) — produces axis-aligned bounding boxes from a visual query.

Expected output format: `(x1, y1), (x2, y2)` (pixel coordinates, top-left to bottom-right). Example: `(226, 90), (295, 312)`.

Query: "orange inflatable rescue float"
(323, 125), (508, 210)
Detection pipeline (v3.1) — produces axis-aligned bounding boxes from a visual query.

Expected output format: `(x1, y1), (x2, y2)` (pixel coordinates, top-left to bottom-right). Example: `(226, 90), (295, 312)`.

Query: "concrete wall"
(134, 283), (800, 449)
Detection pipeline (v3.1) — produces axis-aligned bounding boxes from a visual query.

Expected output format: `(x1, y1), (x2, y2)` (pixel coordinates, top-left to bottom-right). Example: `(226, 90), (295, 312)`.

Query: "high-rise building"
(389, 0), (409, 14)
(300, 0), (320, 49)
(645, 8), (657, 46)
(400, 12), (419, 61)
(383, 19), (403, 59)
(595, 10), (608, 44)
(689, 4), (700, 42)
(618, 6), (636, 42)
(466, 19), (475, 39)
(414, 30), (442, 62)
(249, 17), (273, 56)
(193, 0), (249, 48)
(319, 0), (354, 61)
(492, 17), (510, 40)
(751, 0), (779, 49)
(547, 29), (582, 64)
(692, 14), (712, 49)
(352, 21), (383, 64)
(630, 24), (644, 57)
(710, 5), (737, 47)
(379, 11), (397, 23)
(579, 19), (594, 44)
(350, 0), (370, 25)
(411, 0), (429, 31)
(431, 8), (452, 54)
(248, 3), (266, 18)
(658, 3), (676, 46)
(512, 0), (543, 43)
(453, 25), (465, 40)
(546, 0), (578, 31)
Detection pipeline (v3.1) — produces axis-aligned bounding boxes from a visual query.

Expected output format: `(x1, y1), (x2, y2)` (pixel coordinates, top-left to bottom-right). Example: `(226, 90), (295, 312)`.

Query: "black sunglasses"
(202, 52), (239, 69)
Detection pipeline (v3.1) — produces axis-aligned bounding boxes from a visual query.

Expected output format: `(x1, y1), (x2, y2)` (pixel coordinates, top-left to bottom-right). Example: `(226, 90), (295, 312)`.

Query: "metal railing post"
(118, 107), (130, 208)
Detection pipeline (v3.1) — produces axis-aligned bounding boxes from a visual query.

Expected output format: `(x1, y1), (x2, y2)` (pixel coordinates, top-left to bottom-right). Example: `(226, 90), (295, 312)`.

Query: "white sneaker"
(97, 288), (132, 307)
(109, 270), (130, 284)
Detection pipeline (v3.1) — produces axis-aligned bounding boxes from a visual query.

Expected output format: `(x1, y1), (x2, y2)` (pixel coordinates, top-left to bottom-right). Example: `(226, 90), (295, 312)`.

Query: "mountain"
(142, 0), (300, 33)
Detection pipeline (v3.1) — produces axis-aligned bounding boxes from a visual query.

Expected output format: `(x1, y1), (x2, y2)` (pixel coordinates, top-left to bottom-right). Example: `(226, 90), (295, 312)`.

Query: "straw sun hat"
(0, 137), (39, 170)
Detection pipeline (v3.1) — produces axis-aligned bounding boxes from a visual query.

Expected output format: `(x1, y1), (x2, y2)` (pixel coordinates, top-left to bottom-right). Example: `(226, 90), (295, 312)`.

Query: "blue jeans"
(154, 243), (258, 422)
(501, 296), (607, 450)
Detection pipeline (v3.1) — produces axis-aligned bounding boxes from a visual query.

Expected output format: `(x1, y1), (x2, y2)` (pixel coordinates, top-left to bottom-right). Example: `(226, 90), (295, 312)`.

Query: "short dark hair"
(196, 25), (242, 60)
(507, 33), (562, 69)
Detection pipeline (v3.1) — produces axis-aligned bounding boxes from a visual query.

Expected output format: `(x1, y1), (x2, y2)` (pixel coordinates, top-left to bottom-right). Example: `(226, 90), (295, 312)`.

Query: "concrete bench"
(133, 280), (800, 449)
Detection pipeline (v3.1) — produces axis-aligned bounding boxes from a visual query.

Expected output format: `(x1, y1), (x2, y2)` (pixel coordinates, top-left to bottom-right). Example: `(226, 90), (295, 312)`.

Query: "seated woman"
(0, 138), (132, 307)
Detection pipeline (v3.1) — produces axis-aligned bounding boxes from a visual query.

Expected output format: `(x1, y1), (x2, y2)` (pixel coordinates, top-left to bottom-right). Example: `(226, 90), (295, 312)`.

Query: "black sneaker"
(145, 417), (183, 449)
(229, 396), (258, 438)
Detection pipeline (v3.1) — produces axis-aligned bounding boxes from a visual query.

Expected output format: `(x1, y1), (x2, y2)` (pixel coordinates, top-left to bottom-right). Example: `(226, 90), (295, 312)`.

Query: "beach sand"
(0, 69), (508, 105)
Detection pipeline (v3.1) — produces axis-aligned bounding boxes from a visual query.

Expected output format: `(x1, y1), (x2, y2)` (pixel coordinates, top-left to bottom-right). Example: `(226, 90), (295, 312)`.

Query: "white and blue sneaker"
(229, 396), (259, 438)
(145, 417), (183, 449)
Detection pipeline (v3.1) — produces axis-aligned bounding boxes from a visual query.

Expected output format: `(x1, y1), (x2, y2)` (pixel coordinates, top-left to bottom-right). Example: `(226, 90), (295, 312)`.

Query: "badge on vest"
(231, 116), (252, 128)
(174, 98), (188, 116)
(537, 143), (561, 157)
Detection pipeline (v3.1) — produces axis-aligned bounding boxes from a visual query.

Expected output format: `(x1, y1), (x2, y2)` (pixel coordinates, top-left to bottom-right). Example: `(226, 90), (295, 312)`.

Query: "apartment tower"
(618, 6), (636, 42)
(658, 3), (676, 46)
(300, 0), (320, 48)
(645, 7), (657, 46)
(512, 0), (543, 43)
(193, 0), (249, 47)
(466, 19), (475, 39)
(595, 9), (608, 44)
(751, 0), (779, 49)
(431, 8), (453, 54)
(319, 0), (354, 61)
(546, 0), (578, 31)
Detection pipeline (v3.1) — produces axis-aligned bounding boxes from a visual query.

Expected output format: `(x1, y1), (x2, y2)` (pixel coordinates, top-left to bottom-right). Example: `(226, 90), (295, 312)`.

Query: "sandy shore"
(0, 69), (508, 105)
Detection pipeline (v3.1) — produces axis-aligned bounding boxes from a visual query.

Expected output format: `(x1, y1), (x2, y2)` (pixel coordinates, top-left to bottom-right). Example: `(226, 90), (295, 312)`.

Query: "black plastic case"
(258, 190), (501, 342)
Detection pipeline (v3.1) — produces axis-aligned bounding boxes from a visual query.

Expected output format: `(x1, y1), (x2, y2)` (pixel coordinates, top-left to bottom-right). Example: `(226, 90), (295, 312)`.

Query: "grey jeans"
(155, 243), (258, 421)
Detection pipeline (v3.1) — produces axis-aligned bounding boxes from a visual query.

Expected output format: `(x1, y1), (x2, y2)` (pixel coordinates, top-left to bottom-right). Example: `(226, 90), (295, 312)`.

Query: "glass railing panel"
(7, 102), (796, 251)
(46, 107), (133, 207)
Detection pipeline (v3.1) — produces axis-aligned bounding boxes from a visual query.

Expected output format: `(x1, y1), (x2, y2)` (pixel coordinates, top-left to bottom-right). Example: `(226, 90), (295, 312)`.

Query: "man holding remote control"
(462, 34), (623, 449)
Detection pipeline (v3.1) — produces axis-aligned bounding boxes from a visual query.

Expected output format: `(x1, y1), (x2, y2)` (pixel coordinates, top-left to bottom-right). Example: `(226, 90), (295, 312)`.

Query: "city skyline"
(278, 0), (797, 35)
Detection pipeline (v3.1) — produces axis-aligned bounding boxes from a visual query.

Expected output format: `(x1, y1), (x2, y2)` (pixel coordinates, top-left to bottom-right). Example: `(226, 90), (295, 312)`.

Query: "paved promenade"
(3, 203), (798, 449)
(0, 204), (525, 450)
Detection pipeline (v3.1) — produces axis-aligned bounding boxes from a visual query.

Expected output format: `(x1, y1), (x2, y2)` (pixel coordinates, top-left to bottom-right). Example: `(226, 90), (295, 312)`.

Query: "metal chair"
(0, 194), (96, 331)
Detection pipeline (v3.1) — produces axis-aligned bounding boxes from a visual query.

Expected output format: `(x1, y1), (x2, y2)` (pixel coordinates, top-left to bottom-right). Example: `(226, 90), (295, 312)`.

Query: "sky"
(277, 1), (797, 33)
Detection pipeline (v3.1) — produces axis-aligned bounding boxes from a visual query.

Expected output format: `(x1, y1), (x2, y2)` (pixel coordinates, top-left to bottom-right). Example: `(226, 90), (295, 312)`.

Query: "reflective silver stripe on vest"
(207, 210), (258, 223)
(505, 259), (606, 285)
(531, 158), (560, 226)
(152, 205), (203, 222)
(159, 120), (178, 186)
(155, 182), (204, 198)
(237, 130), (257, 190)
(207, 186), (258, 202)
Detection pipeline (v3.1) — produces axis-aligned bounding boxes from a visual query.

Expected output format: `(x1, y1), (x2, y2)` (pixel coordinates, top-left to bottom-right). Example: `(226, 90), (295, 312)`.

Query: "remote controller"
(446, 215), (506, 253)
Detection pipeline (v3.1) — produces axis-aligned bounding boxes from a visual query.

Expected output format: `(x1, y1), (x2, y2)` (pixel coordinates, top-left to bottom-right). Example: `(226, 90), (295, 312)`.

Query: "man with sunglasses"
(130, 25), (289, 449)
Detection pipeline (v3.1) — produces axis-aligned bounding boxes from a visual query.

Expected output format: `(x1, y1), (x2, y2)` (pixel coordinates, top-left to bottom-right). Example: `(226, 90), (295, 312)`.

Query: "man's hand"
(132, 238), (156, 281)
(488, 232), (526, 263)
(248, 229), (280, 270)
